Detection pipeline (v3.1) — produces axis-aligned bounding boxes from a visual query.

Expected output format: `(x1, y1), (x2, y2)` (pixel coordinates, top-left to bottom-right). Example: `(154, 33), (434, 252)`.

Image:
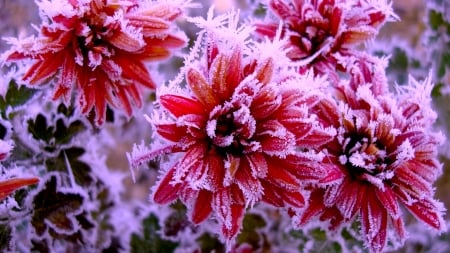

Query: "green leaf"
(27, 114), (54, 144)
(0, 79), (37, 113)
(237, 213), (267, 248)
(130, 213), (178, 253)
(31, 175), (84, 236)
(45, 147), (93, 187)
(27, 112), (86, 151)
(0, 224), (11, 251)
(196, 233), (225, 253)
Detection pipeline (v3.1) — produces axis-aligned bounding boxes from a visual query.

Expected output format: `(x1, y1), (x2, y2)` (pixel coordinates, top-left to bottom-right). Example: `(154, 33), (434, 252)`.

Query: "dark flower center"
(340, 131), (391, 181)
(207, 104), (257, 156)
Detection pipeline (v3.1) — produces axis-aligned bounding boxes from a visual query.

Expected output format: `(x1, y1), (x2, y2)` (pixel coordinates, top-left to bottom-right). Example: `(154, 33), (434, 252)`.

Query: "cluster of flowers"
(1, 0), (447, 252)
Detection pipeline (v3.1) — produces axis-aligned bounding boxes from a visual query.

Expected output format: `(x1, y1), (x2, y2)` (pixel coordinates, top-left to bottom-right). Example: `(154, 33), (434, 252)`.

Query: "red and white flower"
(2, 0), (187, 125)
(129, 13), (337, 244)
(297, 70), (447, 252)
(255, 0), (395, 77)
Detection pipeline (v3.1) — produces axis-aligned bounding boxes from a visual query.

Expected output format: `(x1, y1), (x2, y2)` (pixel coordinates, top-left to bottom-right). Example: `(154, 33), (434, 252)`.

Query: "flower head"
(255, 0), (395, 76)
(2, 0), (187, 125)
(129, 11), (336, 245)
(297, 71), (446, 252)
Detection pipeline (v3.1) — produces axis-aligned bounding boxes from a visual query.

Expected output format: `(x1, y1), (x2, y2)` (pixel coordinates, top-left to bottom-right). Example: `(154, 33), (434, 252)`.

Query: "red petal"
(375, 186), (400, 219)
(127, 15), (170, 36)
(0, 177), (39, 201)
(23, 54), (64, 84)
(254, 57), (274, 85)
(223, 47), (242, 98)
(156, 123), (186, 142)
(115, 56), (156, 88)
(209, 54), (231, 102)
(204, 153), (225, 191)
(251, 85), (282, 120)
(191, 190), (213, 224)
(361, 197), (388, 253)
(159, 94), (205, 117)
(282, 190), (305, 208)
(109, 30), (143, 52)
(266, 159), (300, 189)
(261, 181), (283, 207)
(298, 189), (326, 225)
(187, 68), (218, 109)
(153, 167), (182, 204)
(405, 198), (446, 231)
(145, 34), (186, 48)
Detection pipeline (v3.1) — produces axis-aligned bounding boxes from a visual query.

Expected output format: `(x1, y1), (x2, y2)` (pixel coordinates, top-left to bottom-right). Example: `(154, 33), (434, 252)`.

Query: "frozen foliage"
(0, 0), (448, 252)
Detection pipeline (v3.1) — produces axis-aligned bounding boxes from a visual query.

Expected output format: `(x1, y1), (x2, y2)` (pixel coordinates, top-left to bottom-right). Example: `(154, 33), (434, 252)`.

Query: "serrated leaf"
(28, 113), (86, 148)
(0, 80), (37, 112)
(45, 147), (93, 186)
(31, 176), (84, 236)
(130, 213), (178, 253)
(28, 114), (54, 143)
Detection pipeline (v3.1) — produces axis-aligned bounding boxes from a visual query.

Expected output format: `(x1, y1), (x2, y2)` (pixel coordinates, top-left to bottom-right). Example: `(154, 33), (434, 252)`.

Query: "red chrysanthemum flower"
(255, 0), (394, 77)
(2, 0), (186, 125)
(297, 70), (447, 252)
(129, 21), (337, 243)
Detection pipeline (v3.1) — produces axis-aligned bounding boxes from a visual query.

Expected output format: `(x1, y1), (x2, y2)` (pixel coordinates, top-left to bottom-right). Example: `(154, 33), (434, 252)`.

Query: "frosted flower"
(297, 73), (446, 252)
(129, 30), (336, 243)
(255, 0), (394, 76)
(0, 177), (39, 201)
(2, 0), (186, 125)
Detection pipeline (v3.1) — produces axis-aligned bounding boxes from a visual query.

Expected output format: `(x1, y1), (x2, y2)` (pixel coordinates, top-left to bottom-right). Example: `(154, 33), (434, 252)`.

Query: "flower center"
(339, 131), (391, 182)
(206, 103), (257, 156)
